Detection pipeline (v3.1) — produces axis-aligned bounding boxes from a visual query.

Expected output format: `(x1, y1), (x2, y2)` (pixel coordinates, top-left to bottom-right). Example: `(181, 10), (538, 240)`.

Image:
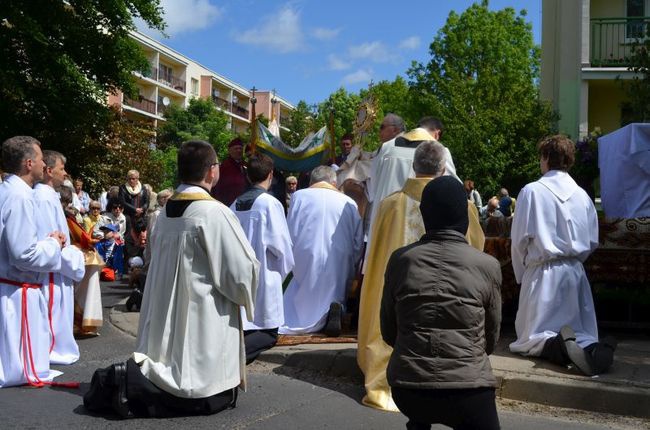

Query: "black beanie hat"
(420, 176), (469, 235)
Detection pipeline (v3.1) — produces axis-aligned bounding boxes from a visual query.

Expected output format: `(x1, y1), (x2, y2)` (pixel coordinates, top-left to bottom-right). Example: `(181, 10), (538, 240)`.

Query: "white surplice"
(509, 170), (599, 356)
(0, 175), (62, 387)
(230, 190), (294, 330)
(280, 183), (363, 334)
(33, 183), (85, 364)
(134, 185), (259, 398)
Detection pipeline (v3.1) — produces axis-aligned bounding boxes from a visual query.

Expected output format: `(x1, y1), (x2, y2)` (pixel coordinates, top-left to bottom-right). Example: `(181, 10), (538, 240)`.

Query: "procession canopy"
(255, 121), (332, 173)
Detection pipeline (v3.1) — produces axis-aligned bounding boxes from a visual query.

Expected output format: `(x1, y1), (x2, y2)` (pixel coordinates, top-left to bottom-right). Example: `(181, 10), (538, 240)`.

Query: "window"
(159, 63), (173, 84)
(191, 78), (199, 96)
(627, 0), (647, 38)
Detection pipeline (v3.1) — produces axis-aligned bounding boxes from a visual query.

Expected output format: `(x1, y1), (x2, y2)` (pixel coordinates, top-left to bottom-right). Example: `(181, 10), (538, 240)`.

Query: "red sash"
(0, 277), (78, 389)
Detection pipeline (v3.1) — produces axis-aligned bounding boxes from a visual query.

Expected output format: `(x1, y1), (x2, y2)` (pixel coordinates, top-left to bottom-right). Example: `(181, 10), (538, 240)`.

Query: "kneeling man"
(231, 154), (294, 363)
(85, 140), (259, 417)
(280, 166), (363, 336)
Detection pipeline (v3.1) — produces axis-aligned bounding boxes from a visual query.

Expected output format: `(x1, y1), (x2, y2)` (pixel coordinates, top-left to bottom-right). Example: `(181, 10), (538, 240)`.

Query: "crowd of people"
(0, 122), (617, 428)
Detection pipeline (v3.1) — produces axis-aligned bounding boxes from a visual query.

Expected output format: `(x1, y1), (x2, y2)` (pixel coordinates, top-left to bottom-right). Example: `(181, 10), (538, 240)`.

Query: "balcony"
(124, 95), (156, 115)
(148, 67), (186, 92)
(591, 17), (650, 67)
(232, 104), (249, 119)
(212, 95), (232, 112)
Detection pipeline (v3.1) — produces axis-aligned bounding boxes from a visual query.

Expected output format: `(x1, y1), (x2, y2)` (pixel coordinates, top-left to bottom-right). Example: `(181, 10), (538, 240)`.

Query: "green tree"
(157, 97), (235, 160)
(0, 0), (165, 171)
(408, 0), (557, 195)
(315, 88), (361, 150)
(280, 100), (314, 147)
(622, 29), (650, 123)
(73, 108), (166, 196)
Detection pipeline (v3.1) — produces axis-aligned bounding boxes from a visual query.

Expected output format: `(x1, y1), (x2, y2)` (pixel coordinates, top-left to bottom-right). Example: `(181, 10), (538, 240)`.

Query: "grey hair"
(42, 150), (66, 169)
(309, 165), (337, 185)
(383, 113), (405, 132)
(413, 141), (445, 176)
(157, 188), (173, 206)
(1, 136), (41, 174)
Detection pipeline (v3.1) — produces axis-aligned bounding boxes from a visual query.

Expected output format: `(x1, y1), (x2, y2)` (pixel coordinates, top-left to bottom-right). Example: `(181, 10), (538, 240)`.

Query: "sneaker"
(323, 302), (342, 337)
(559, 325), (596, 376)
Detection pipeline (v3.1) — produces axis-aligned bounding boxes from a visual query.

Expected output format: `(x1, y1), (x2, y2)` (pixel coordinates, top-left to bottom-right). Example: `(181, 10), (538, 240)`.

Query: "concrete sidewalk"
(110, 302), (650, 418)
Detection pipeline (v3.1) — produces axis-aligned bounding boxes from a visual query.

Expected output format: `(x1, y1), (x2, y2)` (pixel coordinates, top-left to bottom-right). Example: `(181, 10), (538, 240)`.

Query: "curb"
(109, 305), (650, 419)
(258, 346), (650, 419)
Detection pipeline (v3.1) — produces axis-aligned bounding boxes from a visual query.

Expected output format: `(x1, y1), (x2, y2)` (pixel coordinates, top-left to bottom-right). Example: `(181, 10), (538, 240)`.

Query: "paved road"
(0, 282), (641, 429)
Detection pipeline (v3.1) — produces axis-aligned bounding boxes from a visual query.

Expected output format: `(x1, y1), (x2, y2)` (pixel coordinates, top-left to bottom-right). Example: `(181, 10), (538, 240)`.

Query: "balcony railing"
(232, 104), (249, 119)
(147, 66), (186, 92)
(212, 95), (232, 112)
(124, 95), (156, 115)
(591, 17), (650, 67)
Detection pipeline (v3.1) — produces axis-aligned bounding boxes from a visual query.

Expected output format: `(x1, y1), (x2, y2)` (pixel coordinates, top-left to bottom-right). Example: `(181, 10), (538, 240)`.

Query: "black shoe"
(559, 325), (596, 376)
(323, 302), (342, 337)
(586, 336), (617, 374)
(111, 363), (130, 418)
(125, 288), (142, 312)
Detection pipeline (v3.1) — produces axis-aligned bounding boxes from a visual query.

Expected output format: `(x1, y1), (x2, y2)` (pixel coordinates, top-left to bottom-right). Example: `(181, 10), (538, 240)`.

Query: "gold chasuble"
(357, 177), (485, 412)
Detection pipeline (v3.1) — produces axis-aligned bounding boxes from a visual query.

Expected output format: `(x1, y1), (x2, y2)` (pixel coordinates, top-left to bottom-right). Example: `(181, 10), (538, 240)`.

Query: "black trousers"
(244, 328), (278, 364)
(84, 359), (237, 418)
(392, 386), (500, 430)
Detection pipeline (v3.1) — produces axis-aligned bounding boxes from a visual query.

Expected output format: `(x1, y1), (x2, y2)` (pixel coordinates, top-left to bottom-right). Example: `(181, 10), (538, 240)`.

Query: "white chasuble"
(509, 170), (599, 356)
(135, 186), (259, 398)
(280, 183), (363, 334)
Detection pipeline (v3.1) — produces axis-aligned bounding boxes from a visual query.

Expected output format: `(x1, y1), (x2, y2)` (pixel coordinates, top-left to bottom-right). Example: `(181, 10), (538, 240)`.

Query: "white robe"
(134, 185), (259, 398)
(280, 184), (363, 334)
(509, 170), (599, 356)
(0, 175), (62, 387)
(231, 191), (294, 330)
(33, 184), (85, 364)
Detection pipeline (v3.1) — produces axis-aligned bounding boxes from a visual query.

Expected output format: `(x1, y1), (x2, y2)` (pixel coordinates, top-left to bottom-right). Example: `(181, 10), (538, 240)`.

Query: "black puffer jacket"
(381, 229), (502, 389)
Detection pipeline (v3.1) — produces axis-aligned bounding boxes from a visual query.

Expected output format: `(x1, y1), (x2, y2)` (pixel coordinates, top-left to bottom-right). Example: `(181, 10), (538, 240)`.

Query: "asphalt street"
(0, 282), (643, 429)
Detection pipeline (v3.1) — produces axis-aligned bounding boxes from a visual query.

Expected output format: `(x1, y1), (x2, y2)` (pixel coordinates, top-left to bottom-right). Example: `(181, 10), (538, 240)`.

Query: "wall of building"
(591, 0), (624, 19)
(541, 0), (584, 138)
(588, 79), (628, 134)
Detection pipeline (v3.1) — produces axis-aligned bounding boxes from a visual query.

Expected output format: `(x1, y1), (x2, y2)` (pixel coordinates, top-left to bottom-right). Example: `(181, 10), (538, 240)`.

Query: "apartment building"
(107, 31), (294, 135)
(541, 0), (646, 138)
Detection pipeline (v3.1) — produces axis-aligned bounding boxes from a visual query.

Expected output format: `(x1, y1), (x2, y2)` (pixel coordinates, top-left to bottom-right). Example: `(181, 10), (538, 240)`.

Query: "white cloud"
(347, 41), (393, 63)
(327, 54), (350, 71)
(312, 27), (340, 40)
(235, 6), (305, 53)
(342, 69), (372, 85)
(398, 36), (420, 50)
(158, 0), (222, 36)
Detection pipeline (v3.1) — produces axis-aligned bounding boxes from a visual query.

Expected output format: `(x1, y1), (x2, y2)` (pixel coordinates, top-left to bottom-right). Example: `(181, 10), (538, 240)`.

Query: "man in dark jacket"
(381, 176), (502, 430)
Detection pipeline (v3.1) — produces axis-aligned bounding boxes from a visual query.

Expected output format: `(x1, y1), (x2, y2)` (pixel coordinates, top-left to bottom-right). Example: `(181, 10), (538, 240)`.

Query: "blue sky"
(137, 0), (542, 106)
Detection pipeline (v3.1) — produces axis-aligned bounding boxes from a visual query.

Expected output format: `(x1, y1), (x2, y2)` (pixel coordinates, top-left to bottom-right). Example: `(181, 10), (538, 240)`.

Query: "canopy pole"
(328, 107), (336, 165)
(250, 86), (258, 156)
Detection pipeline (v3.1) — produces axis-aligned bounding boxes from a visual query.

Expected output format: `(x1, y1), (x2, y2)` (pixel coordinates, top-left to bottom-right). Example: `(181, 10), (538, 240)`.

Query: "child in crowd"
(95, 223), (125, 280)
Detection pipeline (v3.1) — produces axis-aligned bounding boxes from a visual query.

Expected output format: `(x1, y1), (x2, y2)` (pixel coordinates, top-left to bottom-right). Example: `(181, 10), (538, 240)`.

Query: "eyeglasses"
(90, 207), (101, 210)
(380, 123), (391, 130)
(128, 177), (139, 180)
